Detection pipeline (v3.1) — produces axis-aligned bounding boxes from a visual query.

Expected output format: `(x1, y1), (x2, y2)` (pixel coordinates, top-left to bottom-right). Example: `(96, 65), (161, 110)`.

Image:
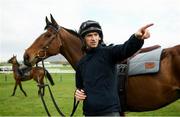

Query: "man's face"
(84, 32), (101, 48)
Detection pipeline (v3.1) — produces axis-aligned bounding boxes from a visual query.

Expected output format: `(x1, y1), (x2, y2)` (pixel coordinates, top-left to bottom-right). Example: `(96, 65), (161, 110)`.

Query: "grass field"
(0, 73), (180, 116)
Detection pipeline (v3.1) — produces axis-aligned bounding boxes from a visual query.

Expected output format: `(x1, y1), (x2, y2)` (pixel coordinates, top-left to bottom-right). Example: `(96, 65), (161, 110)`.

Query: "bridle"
(37, 48), (47, 59)
(36, 26), (62, 60)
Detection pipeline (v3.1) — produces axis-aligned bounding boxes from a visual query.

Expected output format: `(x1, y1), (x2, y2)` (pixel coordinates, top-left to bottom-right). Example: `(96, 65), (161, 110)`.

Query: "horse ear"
(50, 14), (59, 28)
(45, 16), (51, 26)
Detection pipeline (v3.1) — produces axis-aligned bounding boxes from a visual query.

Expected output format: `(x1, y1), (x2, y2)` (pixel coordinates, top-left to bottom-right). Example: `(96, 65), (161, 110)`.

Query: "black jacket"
(76, 34), (144, 115)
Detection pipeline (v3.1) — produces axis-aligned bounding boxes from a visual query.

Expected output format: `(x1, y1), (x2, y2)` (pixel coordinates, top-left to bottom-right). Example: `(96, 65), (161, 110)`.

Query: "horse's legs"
(42, 85), (45, 96)
(11, 82), (18, 96)
(38, 84), (45, 96)
(42, 81), (46, 96)
(37, 75), (45, 96)
(38, 83), (42, 96)
(38, 85), (41, 96)
(19, 82), (27, 96)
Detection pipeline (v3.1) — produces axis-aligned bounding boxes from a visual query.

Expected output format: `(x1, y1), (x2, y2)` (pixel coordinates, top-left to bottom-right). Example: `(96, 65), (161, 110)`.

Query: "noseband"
(37, 48), (47, 59)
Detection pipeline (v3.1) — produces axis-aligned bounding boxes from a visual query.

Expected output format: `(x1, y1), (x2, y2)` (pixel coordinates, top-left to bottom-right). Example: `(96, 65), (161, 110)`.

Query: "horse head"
(8, 55), (17, 64)
(24, 14), (64, 66)
(24, 14), (83, 68)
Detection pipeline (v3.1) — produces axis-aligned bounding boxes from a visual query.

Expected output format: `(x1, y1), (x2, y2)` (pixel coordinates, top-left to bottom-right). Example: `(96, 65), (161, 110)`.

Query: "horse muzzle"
(23, 53), (37, 67)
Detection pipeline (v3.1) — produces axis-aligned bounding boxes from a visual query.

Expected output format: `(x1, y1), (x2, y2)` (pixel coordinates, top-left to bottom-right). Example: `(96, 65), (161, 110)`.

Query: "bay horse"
(23, 15), (180, 112)
(8, 55), (54, 96)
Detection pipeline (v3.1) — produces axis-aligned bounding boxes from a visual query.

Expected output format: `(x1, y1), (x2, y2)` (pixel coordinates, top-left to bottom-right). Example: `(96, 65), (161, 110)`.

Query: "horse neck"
(59, 29), (84, 70)
(11, 61), (20, 71)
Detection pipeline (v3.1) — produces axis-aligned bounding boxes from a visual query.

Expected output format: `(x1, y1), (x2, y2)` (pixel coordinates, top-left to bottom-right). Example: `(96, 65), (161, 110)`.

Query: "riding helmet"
(78, 20), (103, 43)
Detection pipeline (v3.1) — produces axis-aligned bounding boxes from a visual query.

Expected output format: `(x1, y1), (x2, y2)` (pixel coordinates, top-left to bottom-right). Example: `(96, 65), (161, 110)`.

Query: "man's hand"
(75, 89), (87, 101)
(135, 23), (154, 40)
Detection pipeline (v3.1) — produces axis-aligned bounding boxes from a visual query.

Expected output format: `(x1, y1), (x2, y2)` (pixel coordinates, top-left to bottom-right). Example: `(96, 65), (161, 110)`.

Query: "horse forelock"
(44, 23), (59, 32)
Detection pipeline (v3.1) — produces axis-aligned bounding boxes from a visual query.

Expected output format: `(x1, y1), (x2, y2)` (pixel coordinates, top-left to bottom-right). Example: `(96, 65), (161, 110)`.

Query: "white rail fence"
(0, 64), (75, 74)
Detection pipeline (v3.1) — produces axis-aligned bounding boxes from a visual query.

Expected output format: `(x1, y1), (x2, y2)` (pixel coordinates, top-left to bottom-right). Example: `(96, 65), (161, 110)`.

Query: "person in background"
(75, 20), (153, 116)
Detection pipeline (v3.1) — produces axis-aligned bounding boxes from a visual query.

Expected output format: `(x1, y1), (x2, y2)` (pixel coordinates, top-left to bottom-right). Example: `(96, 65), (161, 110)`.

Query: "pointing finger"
(142, 23), (154, 30)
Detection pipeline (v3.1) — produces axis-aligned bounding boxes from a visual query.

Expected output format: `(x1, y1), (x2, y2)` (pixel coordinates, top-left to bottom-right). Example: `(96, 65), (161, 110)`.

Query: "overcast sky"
(0, 0), (180, 62)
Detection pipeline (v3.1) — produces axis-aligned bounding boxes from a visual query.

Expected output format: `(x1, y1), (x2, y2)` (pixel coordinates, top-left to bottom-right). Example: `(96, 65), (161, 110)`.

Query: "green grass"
(0, 73), (83, 116)
(0, 73), (180, 116)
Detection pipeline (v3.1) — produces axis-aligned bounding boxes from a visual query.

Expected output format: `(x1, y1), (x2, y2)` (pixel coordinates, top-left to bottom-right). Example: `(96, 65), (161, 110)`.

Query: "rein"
(38, 59), (79, 116)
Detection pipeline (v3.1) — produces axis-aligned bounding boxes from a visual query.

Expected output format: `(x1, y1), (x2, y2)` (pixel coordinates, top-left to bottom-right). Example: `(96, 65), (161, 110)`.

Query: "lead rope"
(38, 84), (51, 116)
(39, 59), (78, 116)
(38, 59), (64, 116)
(36, 62), (51, 116)
(70, 92), (80, 116)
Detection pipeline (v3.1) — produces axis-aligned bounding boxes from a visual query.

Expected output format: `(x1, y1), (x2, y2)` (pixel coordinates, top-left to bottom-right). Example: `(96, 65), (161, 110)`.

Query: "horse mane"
(62, 27), (81, 39)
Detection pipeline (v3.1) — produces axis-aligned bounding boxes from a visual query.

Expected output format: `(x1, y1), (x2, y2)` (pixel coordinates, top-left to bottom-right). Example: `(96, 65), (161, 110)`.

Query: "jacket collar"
(86, 45), (102, 54)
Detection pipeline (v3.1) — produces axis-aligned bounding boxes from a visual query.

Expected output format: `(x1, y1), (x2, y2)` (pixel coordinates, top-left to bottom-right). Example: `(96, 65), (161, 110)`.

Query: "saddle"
(18, 65), (32, 79)
(117, 45), (161, 111)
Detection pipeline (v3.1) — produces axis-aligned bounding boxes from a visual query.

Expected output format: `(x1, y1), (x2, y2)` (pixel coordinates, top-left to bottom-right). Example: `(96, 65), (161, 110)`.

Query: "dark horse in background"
(23, 15), (180, 112)
(8, 55), (54, 96)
